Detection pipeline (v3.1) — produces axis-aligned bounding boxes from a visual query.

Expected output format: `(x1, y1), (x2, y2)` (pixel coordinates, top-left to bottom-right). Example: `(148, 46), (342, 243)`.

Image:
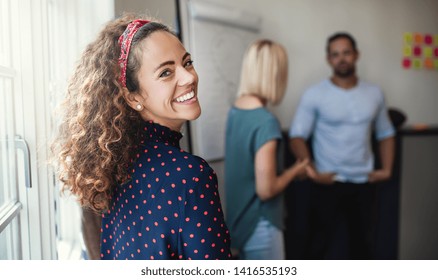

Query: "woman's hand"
(305, 165), (336, 185)
(291, 158), (310, 178)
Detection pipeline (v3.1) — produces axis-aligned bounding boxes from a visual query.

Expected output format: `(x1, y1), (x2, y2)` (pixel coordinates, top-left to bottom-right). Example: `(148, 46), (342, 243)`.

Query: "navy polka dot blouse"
(100, 121), (232, 260)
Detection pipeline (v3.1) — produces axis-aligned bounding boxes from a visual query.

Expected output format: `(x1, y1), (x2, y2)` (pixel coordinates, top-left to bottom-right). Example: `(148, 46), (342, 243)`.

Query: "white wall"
(206, 0), (438, 128)
(115, 0), (177, 29)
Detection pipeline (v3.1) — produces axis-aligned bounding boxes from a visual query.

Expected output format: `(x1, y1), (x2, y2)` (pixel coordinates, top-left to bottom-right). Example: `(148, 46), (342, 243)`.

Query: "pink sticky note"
(402, 58), (411, 69)
(413, 46), (422, 56)
(434, 47), (438, 57)
(424, 34), (433, 45)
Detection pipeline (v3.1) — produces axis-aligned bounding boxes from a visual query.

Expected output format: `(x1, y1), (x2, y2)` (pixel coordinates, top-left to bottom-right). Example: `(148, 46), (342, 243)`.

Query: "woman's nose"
(177, 66), (197, 86)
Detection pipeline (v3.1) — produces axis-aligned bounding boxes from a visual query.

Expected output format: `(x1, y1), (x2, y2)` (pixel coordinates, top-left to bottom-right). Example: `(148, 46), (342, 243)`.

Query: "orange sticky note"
(424, 58), (433, 69)
(414, 33), (423, 44)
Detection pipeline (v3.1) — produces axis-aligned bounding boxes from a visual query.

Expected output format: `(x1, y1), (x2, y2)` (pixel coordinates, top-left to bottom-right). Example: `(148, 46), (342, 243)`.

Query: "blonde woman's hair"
(237, 39), (288, 105)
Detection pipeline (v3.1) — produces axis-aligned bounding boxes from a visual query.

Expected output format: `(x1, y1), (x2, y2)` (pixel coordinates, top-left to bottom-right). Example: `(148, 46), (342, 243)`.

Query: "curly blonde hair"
(52, 14), (174, 212)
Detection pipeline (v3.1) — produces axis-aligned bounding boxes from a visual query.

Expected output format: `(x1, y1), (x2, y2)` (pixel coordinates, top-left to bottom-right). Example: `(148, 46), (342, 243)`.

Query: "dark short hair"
(326, 32), (357, 54)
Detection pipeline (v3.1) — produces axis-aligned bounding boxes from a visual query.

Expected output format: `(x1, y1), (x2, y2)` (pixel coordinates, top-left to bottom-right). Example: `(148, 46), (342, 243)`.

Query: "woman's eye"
(184, 60), (194, 68)
(159, 70), (172, 78)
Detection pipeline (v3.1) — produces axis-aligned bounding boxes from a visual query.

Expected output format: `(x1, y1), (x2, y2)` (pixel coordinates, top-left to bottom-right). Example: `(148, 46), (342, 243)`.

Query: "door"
(0, 0), (32, 259)
(1, 0), (115, 260)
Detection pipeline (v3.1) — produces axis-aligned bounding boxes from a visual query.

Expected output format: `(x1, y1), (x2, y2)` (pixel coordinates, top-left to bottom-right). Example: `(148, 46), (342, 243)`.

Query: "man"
(288, 32), (395, 259)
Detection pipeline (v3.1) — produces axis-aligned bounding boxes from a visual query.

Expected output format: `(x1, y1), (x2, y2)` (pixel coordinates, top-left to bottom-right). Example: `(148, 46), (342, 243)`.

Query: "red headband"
(118, 19), (150, 87)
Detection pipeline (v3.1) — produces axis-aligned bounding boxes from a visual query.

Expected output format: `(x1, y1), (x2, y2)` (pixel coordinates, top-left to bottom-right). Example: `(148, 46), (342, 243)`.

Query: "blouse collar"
(139, 121), (182, 148)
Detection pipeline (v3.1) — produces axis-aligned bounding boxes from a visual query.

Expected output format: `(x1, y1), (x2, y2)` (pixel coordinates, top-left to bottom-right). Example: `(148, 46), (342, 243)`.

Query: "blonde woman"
(52, 14), (231, 260)
(224, 39), (308, 260)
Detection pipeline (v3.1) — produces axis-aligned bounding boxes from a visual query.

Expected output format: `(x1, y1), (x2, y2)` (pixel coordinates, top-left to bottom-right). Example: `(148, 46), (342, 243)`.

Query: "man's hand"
(306, 165), (336, 185)
(368, 169), (391, 183)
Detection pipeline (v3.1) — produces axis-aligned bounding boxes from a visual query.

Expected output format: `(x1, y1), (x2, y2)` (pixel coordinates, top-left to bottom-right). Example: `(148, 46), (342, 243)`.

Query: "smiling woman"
(51, 13), (232, 260)
(123, 30), (201, 131)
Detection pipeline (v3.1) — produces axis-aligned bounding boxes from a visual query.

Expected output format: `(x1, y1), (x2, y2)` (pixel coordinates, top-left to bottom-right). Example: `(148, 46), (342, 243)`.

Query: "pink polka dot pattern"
(100, 121), (232, 260)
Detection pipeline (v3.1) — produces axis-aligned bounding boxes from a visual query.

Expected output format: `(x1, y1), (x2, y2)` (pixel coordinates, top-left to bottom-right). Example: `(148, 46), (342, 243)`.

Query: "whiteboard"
(179, 0), (261, 161)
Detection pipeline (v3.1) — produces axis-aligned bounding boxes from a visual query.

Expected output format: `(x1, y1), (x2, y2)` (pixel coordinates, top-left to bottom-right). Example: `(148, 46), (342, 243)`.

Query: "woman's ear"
(122, 88), (144, 111)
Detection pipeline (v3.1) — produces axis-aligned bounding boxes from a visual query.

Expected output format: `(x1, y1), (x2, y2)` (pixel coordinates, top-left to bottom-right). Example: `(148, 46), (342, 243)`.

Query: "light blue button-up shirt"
(289, 79), (395, 183)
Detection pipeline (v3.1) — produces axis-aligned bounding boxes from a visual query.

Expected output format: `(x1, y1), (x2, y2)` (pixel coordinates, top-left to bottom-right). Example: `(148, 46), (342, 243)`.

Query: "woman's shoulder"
(229, 104), (274, 120)
(180, 151), (214, 171)
(159, 148), (215, 176)
(233, 94), (264, 109)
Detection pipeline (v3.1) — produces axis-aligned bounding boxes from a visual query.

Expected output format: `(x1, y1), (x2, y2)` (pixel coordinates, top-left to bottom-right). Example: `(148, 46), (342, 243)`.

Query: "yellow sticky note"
(434, 35), (438, 46)
(403, 45), (412, 56)
(424, 47), (433, 57)
(434, 60), (438, 70)
(413, 59), (422, 69)
(404, 33), (413, 44)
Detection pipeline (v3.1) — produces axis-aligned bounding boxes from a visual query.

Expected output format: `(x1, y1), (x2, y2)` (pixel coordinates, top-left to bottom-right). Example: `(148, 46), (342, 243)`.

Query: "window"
(0, 0), (114, 260)
(0, 0), (31, 260)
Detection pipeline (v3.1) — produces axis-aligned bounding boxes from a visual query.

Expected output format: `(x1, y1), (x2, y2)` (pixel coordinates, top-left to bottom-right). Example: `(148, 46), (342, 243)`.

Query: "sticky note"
(402, 58), (411, 69)
(424, 58), (433, 69)
(423, 47), (432, 57)
(403, 45), (412, 56)
(400, 33), (438, 71)
(424, 34), (433, 45)
(414, 33), (423, 44)
(413, 46), (422, 56)
(403, 32), (413, 44)
(413, 59), (422, 69)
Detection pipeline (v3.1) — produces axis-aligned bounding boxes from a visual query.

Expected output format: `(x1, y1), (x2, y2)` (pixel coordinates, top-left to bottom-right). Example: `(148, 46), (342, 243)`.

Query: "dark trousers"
(308, 181), (377, 259)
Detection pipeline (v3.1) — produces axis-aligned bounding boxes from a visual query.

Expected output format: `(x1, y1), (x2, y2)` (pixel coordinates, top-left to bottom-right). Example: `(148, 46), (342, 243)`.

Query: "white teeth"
(176, 91), (195, 103)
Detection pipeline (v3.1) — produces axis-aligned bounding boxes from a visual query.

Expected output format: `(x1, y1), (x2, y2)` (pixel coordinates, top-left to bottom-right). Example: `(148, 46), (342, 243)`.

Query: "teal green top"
(224, 106), (284, 250)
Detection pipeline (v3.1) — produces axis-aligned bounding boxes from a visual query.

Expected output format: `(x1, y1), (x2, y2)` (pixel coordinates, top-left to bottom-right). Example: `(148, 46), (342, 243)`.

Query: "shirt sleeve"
(374, 91), (395, 140)
(177, 161), (232, 260)
(289, 90), (316, 139)
(254, 116), (282, 153)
